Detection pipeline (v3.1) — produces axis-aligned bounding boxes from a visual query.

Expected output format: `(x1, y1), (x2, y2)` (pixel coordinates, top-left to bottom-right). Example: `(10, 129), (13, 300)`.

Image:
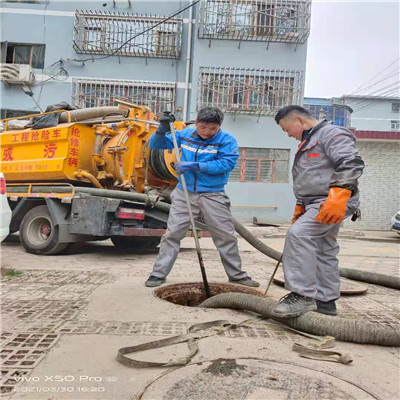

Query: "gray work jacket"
(292, 120), (365, 211)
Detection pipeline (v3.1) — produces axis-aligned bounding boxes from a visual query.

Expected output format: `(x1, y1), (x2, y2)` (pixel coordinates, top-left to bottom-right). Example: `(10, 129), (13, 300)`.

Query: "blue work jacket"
(149, 127), (239, 192)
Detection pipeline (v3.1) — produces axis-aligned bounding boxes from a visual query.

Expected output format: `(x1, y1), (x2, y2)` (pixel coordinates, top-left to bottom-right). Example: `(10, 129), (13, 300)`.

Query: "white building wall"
(343, 97), (400, 131)
(1, 0), (310, 224)
(339, 96), (400, 231)
(344, 141), (400, 230)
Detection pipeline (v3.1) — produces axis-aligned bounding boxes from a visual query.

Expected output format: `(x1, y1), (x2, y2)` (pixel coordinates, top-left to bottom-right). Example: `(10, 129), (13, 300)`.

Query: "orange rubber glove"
(292, 205), (305, 223)
(315, 187), (352, 225)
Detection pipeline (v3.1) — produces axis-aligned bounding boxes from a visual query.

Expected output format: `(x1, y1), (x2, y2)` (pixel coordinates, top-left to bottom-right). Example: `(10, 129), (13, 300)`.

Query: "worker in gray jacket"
(271, 105), (365, 318)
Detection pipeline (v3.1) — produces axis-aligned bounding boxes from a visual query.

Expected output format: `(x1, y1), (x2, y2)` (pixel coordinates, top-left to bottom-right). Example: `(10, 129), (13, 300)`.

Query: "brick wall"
(344, 141), (400, 230)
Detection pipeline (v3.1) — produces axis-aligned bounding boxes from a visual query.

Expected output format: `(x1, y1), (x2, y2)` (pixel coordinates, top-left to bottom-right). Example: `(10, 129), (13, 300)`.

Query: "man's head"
(195, 107), (224, 139)
(275, 105), (318, 141)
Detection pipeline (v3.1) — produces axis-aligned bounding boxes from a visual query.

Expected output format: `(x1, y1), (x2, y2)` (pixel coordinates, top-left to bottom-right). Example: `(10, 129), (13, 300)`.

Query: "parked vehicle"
(391, 211), (400, 235)
(0, 103), (186, 254)
(0, 172), (12, 242)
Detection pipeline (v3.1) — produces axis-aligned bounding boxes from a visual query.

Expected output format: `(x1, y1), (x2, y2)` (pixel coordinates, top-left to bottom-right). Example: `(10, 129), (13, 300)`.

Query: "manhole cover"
(155, 282), (264, 307)
(139, 358), (377, 400)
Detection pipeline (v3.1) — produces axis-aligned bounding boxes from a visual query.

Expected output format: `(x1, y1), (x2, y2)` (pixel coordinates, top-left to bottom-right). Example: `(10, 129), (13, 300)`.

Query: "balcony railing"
(198, 0), (311, 43)
(198, 66), (304, 115)
(72, 78), (176, 114)
(73, 11), (182, 59)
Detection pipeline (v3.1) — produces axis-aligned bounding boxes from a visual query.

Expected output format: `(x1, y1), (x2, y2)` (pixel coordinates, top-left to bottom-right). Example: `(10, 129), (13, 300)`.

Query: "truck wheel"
(111, 236), (161, 250)
(20, 205), (69, 255)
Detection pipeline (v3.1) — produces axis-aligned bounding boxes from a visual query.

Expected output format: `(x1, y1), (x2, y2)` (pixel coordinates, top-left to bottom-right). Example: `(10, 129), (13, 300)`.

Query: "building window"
(72, 78), (176, 115)
(198, 0), (311, 43)
(229, 148), (290, 183)
(391, 120), (400, 131)
(0, 109), (36, 119)
(1, 42), (45, 69)
(198, 67), (304, 115)
(392, 103), (400, 112)
(305, 104), (351, 128)
(73, 11), (182, 59)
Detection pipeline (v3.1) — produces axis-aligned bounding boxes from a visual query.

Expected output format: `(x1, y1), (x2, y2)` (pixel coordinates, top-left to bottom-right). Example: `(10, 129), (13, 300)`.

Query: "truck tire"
(111, 236), (161, 250)
(20, 205), (69, 255)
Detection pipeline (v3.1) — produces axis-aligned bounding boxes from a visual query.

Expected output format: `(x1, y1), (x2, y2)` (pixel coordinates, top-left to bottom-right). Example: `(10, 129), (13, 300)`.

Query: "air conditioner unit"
(0, 64), (34, 85)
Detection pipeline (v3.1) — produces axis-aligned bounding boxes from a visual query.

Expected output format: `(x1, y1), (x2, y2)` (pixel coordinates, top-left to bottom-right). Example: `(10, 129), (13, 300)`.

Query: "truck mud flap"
(69, 197), (120, 236)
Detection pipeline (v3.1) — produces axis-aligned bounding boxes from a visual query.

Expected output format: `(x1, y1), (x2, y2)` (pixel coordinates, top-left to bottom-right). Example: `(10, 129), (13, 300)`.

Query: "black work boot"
(271, 292), (317, 318)
(316, 300), (337, 316)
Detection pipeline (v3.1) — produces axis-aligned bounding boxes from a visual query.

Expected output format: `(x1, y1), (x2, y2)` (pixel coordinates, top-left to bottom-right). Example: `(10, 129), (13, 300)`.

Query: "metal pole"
(169, 121), (211, 298)
(183, 1), (194, 121)
(264, 256), (282, 296)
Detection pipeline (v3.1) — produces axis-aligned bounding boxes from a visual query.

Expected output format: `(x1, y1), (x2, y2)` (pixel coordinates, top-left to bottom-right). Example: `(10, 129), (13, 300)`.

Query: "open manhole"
(154, 282), (264, 307)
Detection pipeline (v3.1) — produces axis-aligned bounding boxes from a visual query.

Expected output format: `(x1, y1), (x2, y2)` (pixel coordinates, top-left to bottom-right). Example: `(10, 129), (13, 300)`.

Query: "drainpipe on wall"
(183, 1), (194, 121)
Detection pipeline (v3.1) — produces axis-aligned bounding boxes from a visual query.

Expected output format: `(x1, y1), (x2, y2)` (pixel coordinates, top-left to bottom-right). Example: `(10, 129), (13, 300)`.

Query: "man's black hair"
(274, 105), (313, 124)
(197, 107), (224, 125)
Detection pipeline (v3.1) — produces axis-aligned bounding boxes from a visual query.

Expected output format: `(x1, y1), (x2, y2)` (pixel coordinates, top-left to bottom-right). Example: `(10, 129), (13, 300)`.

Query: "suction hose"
(339, 267), (400, 290)
(232, 217), (282, 262)
(200, 293), (400, 346)
(232, 216), (400, 290)
(59, 107), (129, 123)
(72, 187), (400, 346)
(73, 187), (400, 290)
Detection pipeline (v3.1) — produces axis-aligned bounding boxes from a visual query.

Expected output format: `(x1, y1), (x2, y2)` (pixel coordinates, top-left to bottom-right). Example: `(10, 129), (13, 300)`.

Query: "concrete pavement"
(0, 230), (399, 400)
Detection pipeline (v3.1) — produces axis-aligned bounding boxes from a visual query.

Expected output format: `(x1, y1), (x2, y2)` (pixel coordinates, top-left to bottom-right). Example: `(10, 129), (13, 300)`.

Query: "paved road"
(1, 232), (399, 400)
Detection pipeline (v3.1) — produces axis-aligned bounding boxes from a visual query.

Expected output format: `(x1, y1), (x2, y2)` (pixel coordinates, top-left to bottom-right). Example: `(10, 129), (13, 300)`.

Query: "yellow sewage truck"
(0, 103), (183, 255)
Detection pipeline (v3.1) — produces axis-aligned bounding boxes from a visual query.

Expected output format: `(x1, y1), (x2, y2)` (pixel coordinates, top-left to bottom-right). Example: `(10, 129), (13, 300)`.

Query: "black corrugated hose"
(232, 217), (400, 290)
(200, 293), (400, 346)
(73, 187), (400, 290)
(72, 187), (400, 346)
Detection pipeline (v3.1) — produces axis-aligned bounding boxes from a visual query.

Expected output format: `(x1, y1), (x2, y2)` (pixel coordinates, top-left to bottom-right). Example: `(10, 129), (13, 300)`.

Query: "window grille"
(0, 109), (36, 119)
(72, 78), (176, 114)
(230, 147), (290, 183)
(391, 120), (400, 131)
(198, 67), (304, 115)
(198, 0), (311, 43)
(392, 102), (400, 112)
(73, 11), (182, 58)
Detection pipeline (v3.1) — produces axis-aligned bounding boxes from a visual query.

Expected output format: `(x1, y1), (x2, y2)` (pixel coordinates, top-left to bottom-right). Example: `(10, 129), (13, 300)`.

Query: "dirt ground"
(1, 228), (399, 400)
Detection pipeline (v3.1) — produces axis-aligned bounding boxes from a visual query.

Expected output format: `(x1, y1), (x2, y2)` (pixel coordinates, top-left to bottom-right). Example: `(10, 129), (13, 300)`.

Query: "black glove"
(157, 111), (176, 134)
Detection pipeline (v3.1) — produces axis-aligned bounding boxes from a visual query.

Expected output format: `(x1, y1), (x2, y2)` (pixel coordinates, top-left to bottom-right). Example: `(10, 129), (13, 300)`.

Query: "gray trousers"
(151, 188), (248, 281)
(282, 204), (350, 302)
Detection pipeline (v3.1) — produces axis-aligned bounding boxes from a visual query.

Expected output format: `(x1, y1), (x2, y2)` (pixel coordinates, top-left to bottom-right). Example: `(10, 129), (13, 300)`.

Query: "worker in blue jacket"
(145, 107), (259, 288)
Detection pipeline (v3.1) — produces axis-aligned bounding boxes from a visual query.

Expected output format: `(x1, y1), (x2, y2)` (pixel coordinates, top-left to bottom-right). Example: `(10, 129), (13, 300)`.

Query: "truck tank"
(0, 104), (180, 193)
